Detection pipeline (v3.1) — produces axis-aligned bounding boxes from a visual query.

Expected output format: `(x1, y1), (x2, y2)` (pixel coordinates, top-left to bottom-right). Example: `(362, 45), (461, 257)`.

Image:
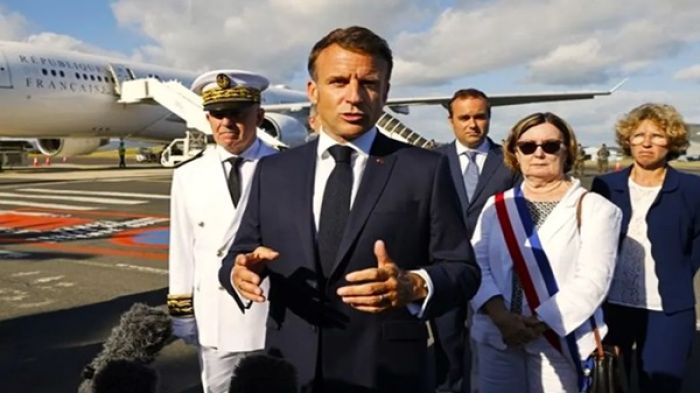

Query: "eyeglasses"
(629, 133), (668, 146)
(516, 140), (563, 155)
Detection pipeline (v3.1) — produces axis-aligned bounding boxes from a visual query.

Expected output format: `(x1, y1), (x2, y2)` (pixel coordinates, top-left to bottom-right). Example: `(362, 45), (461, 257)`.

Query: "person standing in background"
(434, 88), (520, 393)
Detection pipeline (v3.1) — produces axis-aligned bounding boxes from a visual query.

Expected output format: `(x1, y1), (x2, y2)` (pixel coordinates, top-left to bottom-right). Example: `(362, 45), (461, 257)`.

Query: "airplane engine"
(260, 113), (309, 147)
(36, 137), (110, 157)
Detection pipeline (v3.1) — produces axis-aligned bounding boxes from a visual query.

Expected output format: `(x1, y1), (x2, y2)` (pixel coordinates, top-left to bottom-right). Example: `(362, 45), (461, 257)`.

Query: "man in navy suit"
(219, 26), (480, 393)
(433, 89), (520, 393)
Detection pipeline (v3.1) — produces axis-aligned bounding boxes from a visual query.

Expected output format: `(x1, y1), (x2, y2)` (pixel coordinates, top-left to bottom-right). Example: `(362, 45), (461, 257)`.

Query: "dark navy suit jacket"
(432, 139), (520, 393)
(592, 166), (700, 313)
(219, 132), (480, 393)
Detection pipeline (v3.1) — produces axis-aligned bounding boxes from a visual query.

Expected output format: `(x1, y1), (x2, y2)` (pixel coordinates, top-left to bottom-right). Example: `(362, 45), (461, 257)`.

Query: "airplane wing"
(261, 80), (626, 115)
(385, 80), (627, 112)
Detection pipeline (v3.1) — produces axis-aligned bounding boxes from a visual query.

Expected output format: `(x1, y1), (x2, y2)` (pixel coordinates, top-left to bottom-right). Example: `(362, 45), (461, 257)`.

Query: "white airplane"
(0, 40), (621, 163)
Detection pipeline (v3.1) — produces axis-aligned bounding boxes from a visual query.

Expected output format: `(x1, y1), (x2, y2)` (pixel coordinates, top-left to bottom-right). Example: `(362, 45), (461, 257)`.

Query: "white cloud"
(393, 0), (700, 86)
(528, 39), (611, 85)
(111, 0), (438, 82)
(103, 0), (700, 89)
(25, 32), (125, 57)
(675, 64), (700, 82)
(0, 6), (29, 40)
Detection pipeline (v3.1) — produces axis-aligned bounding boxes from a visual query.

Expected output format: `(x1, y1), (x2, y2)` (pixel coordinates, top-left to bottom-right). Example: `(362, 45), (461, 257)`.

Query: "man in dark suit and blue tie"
(433, 89), (520, 393)
(219, 26), (480, 393)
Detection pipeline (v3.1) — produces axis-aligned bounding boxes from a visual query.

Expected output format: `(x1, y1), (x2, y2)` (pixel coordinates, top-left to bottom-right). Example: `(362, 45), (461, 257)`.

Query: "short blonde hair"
(616, 103), (688, 160)
(504, 112), (578, 173)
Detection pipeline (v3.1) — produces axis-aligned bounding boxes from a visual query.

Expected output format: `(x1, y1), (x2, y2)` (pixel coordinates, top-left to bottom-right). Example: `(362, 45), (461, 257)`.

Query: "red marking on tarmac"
(34, 242), (168, 261)
(111, 226), (169, 249)
(0, 213), (90, 232)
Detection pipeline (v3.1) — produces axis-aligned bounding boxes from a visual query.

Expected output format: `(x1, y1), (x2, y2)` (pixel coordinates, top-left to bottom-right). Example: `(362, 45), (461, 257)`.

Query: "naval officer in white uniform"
(167, 70), (277, 393)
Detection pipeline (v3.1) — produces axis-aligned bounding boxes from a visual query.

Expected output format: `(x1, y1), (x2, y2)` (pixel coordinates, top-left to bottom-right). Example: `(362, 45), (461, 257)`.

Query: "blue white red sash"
(494, 187), (585, 390)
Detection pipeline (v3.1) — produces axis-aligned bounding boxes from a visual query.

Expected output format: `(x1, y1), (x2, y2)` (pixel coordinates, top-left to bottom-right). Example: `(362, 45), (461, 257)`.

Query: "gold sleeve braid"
(167, 294), (194, 317)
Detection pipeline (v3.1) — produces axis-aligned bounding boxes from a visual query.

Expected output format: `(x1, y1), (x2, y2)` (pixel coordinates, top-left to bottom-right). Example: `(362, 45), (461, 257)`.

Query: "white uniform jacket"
(470, 180), (622, 358)
(169, 139), (276, 352)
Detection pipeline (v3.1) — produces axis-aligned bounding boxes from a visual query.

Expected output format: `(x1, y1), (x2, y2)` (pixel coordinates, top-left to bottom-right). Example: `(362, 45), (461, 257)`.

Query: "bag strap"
(576, 191), (588, 231)
(577, 191), (606, 359)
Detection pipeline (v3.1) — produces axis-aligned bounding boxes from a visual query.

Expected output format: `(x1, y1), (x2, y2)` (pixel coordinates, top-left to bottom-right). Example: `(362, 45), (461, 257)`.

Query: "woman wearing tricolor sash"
(469, 112), (622, 393)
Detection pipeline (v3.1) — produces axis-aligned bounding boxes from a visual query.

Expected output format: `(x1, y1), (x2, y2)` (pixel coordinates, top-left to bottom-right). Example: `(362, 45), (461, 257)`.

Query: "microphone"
(78, 303), (172, 393)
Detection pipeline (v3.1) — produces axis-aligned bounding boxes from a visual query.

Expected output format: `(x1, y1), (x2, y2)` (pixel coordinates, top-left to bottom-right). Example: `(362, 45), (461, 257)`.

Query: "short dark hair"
(447, 88), (491, 118)
(504, 112), (578, 173)
(229, 354), (298, 393)
(308, 26), (393, 81)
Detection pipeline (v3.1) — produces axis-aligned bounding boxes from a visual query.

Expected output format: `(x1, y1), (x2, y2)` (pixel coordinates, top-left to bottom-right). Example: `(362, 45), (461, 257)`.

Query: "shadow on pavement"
(0, 287), (200, 393)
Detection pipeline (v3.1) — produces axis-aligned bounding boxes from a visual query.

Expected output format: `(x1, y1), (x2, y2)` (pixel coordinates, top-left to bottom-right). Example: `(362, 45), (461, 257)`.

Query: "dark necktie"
(317, 145), (354, 274)
(463, 151), (479, 203)
(226, 156), (244, 207)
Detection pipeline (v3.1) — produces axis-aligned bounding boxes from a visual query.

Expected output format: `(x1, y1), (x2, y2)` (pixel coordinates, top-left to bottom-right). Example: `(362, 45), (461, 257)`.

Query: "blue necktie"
(463, 151), (479, 203)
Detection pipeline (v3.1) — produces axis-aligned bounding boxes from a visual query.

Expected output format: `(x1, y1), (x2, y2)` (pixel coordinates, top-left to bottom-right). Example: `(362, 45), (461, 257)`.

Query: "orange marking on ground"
(0, 213), (91, 231)
(110, 226), (169, 249)
(34, 242), (168, 261)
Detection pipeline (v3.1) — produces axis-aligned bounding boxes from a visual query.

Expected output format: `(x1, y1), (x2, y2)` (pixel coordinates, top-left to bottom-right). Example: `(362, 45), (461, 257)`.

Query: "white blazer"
(470, 179), (622, 358)
(169, 140), (276, 352)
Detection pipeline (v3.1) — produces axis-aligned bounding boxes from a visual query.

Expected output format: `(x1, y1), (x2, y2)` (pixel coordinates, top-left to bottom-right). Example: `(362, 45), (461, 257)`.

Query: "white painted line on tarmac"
(0, 200), (96, 211)
(0, 192), (146, 205)
(17, 300), (54, 308)
(57, 259), (168, 275)
(9, 271), (41, 277)
(34, 275), (65, 284)
(115, 263), (168, 275)
(20, 188), (170, 199)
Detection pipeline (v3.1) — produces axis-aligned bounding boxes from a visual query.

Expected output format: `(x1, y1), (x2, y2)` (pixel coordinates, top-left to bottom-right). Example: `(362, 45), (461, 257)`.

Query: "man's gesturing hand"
(231, 246), (279, 302)
(336, 240), (427, 313)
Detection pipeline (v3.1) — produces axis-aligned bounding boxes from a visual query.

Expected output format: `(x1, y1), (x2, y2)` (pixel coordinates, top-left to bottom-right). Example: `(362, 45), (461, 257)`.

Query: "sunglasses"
(516, 140), (563, 155)
(209, 108), (250, 120)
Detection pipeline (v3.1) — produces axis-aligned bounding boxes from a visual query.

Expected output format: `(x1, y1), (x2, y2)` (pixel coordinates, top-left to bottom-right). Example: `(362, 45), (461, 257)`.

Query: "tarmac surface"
(0, 157), (698, 392)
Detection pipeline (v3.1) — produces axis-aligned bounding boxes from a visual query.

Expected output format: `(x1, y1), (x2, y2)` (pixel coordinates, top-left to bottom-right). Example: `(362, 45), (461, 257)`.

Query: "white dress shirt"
(455, 138), (490, 176)
(216, 138), (265, 186)
(312, 128), (375, 230)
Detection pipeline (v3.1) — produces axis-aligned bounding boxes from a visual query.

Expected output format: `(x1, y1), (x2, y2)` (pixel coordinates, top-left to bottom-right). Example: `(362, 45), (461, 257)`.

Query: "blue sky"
(2, 0), (700, 146)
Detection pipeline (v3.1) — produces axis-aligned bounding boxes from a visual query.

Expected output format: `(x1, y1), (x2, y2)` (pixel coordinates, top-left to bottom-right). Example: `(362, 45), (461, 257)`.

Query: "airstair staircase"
(114, 76), (286, 167)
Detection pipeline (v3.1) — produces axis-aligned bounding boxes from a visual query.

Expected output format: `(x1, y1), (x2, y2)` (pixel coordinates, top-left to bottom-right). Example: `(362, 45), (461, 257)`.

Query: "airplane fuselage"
(0, 41), (309, 144)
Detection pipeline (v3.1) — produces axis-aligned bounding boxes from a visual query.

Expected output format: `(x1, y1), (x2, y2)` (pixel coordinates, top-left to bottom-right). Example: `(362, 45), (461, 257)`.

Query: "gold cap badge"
(216, 73), (231, 89)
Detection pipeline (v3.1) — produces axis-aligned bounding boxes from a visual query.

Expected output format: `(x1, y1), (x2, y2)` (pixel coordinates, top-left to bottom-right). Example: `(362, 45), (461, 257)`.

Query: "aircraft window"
(42, 68), (48, 75)
(75, 72), (81, 79)
(50, 70), (56, 76)
(59, 71), (65, 77)
(83, 73), (88, 79)
(90, 75), (95, 81)
(97, 75), (102, 82)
